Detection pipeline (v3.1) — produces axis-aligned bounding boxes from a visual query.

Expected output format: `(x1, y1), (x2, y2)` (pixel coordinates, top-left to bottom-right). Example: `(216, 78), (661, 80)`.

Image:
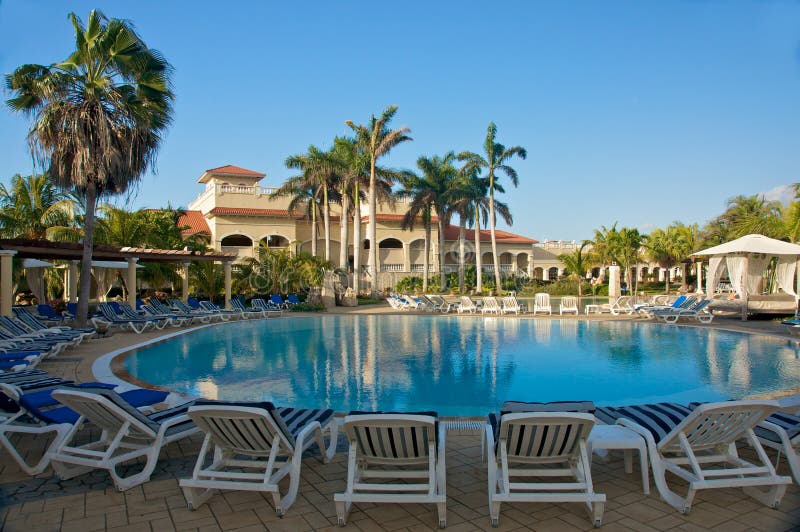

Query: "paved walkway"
(1, 309), (799, 530)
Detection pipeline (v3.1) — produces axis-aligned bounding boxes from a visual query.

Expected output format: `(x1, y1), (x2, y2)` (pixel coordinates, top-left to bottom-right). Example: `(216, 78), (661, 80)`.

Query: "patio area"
(1, 312), (799, 531)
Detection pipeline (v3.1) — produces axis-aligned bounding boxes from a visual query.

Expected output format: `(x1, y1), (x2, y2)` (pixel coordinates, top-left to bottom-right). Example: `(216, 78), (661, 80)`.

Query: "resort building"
(181, 165), (540, 289)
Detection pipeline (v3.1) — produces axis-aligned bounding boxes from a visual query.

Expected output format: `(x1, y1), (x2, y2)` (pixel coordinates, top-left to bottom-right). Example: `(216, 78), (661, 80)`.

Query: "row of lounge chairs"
(89, 297), (286, 334)
(0, 307), (96, 372)
(2, 371), (799, 528)
(388, 293), (531, 315)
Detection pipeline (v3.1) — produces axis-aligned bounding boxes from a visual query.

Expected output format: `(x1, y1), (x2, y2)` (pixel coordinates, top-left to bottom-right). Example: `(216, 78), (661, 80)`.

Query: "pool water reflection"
(124, 316), (800, 416)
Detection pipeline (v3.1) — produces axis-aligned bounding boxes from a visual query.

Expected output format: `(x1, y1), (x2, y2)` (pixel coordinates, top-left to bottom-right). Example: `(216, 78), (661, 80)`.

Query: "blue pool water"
(124, 316), (800, 416)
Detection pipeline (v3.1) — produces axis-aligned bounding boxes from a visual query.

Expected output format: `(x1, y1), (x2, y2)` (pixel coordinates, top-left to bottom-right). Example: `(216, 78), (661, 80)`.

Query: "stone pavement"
(1, 310), (799, 530)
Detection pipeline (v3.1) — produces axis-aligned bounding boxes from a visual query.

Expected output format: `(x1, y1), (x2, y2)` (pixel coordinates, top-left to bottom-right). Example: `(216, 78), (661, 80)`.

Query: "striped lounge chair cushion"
(595, 403), (693, 443)
(756, 411), (800, 444)
(194, 400), (333, 447)
(488, 401), (596, 446)
(346, 411), (439, 459)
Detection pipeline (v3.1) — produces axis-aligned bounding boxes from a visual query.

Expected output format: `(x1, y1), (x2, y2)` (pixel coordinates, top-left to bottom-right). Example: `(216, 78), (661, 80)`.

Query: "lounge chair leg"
(437, 502), (447, 528)
(585, 500), (604, 528)
(489, 499), (501, 527)
(336, 498), (351, 526)
(183, 486), (216, 510)
(743, 485), (787, 509)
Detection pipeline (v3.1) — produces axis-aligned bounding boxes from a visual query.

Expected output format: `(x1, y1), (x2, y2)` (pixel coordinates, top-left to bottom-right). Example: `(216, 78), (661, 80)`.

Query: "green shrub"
(289, 302), (325, 312)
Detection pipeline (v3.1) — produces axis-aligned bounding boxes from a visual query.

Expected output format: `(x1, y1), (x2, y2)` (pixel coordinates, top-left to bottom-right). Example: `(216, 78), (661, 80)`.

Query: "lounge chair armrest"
(758, 420), (795, 447)
(155, 412), (194, 437)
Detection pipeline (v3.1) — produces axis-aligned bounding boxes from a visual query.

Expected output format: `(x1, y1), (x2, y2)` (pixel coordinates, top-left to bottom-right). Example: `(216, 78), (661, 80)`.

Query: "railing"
(381, 264), (404, 272)
(482, 265), (516, 273)
(218, 184), (278, 196)
(411, 264), (435, 273)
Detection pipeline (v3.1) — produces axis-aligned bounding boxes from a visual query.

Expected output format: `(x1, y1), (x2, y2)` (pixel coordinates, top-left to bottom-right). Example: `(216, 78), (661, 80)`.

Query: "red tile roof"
(361, 214), (440, 223)
(205, 165), (265, 178)
(441, 224), (537, 244)
(177, 210), (210, 235)
(209, 207), (304, 218)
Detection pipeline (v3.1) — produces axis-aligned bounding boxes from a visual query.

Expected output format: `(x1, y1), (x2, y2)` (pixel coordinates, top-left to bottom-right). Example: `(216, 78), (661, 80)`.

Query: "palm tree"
(401, 153), (458, 291)
(272, 178), (321, 256)
(558, 241), (592, 297)
(0, 174), (72, 238)
(458, 123), (526, 294)
(284, 146), (340, 261)
(346, 105), (412, 293)
(589, 223), (619, 282)
(610, 227), (643, 294)
(645, 223), (697, 293)
(6, 10), (174, 326)
(446, 169), (479, 293)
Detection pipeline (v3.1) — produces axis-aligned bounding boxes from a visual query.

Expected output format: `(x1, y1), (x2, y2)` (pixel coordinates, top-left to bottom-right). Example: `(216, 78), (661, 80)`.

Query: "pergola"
(0, 238), (237, 316)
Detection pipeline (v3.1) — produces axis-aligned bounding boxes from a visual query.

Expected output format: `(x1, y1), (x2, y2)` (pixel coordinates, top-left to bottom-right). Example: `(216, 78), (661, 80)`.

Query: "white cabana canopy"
(692, 235), (800, 317)
(691, 234), (800, 257)
(90, 260), (145, 269)
(22, 258), (54, 268)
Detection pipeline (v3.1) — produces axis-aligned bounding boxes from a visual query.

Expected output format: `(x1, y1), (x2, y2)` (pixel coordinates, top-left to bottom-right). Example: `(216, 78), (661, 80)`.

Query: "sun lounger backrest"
(659, 400), (779, 454)
(344, 412), (438, 461)
(188, 401), (294, 454)
(51, 386), (161, 439)
(498, 412), (595, 464)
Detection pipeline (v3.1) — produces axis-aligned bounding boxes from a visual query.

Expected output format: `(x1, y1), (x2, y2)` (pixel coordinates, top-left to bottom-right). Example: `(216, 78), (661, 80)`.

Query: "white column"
(181, 262), (190, 303)
(403, 242), (411, 272)
(0, 251), (17, 317)
(741, 255), (749, 321)
(126, 258), (138, 308)
(224, 261), (232, 309)
(696, 260), (704, 294)
(658, 268), (665, 282)
(67, 260), (79, 303)
(608, 264), (621, 299)
(527, 253), (533, 278)
(542, 267), (550, 281)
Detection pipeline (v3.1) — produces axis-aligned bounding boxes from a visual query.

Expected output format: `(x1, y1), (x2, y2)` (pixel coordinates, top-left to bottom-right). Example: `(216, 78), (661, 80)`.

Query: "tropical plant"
(588, 223), (619, 280)
(558, 241), (592, 297)
(238, 245), (336, 295)
(272, 177), (321, 256)
(610, 227), (643, 294)
(458, 123), (526, 295)
(645, 222), (699, 293)
(0, 174), (73, 239)
(5, 9), (174, 326)
(400, 153), (458, 292)
(346, 105), (412, 293)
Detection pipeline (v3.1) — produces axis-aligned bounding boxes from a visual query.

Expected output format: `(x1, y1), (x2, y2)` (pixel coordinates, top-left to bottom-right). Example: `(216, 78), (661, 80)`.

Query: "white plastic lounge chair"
(756, 410), (800, 485)
(560, 296), (579, 315)
(607, 296), (635, 316)
(401, 295), (428, 310)
(653, 299), (713, 323)
(334, 412), (446, 528)
(501, 296), (522, 315)
(93, 303), (157, 334)
(481, 296), (502, 315)
(595, 401), (791, 513)
(251, 298), (284, 317)
(0, 383), (170, 476)
(427, 295), (457, 313)
(457, 296), (478, 314)
(49, 386), (198, 491)
(180, 401), (338, 515)
(229, 298), (265, 319)
(533, 293), (552, 315)
(486, 411), (604, 527)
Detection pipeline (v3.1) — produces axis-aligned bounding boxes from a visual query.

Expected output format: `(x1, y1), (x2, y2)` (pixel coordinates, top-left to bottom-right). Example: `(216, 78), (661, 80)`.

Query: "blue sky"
(1, 1), (798, 241)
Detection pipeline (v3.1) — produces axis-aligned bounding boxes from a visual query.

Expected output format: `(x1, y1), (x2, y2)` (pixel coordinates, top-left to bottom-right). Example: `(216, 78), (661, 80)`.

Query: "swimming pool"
(122, 315), (800, 416)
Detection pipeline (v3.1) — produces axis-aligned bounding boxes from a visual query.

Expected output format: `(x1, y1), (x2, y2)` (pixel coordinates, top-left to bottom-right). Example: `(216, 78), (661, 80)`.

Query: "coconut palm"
(458, 123), (526, 294)
(272, 178), (321, 256)
(645, 223), (698, 293)
(446, 169), (479, 293)
(401, 153), (458, 291)
(558, 241), (592, 297)
(588, 223), (619, 281)
(610, 227), (643, 294)
(5, 10), (174, 326)
(0, 174), (73, 239)
(346, 105), (412, 293)
(283, 146), (340, 261)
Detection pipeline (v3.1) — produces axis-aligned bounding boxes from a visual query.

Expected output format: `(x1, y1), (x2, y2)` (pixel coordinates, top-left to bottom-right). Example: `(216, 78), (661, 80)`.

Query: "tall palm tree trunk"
(368, 159), (377, 294)
(438, 216), (447, 290)
(352, 188), (361, 294)
(488, 188), (502, 294)
(339, 193), (349, 269)
(311, 203), (318, 257)
(664, 269), (670, 294)
(323, 187), (331, 261)
(475, 205), (482, 294)
(76, 184), (97, 328)
(423, 222), (431, 292)
(458, 216), (466, 294)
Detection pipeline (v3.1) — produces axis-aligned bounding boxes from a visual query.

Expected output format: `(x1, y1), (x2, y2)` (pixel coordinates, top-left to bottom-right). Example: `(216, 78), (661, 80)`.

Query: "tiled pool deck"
(1, 309), (799, 531)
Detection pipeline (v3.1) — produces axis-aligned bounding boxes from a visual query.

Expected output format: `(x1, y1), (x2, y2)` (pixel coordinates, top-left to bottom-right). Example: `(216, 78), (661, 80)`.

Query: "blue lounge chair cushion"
(0, 352), (40, 362)
(594, 402), (693, 443)
(0, 360), (29, 370)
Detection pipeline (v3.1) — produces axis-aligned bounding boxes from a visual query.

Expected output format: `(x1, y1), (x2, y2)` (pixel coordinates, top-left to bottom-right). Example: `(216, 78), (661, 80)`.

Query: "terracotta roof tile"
(441, 224), (537, 244)
(361, 214), (440, 223)
(205, 165), (265, 177)
(177, 210), (210, 235)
